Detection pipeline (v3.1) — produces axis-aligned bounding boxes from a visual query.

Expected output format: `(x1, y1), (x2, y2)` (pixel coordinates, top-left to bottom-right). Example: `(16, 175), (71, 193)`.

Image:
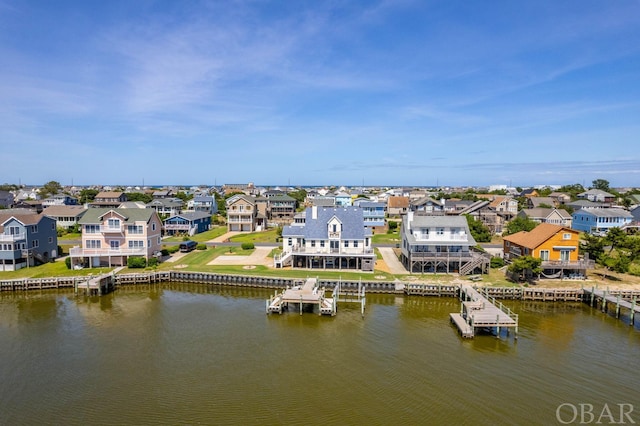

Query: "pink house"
(70, 208), (163, 268)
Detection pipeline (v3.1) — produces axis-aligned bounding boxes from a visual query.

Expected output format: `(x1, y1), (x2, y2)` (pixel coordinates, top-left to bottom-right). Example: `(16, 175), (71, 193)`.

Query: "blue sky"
(1, 1), (639, 188)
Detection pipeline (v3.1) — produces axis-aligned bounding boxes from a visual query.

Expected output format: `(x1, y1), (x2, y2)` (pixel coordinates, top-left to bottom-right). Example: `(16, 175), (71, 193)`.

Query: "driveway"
(209, 231), (241, 243)
(377, 247), (409, 274)
(207, 246), (273, 266)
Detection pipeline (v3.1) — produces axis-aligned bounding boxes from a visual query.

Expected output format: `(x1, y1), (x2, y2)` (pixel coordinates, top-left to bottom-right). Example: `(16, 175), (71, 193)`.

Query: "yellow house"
(503, 223), (593, 278)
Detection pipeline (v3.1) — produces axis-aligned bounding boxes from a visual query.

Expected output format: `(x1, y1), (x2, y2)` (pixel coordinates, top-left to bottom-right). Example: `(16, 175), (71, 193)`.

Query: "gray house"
(0, 213), (58, 271)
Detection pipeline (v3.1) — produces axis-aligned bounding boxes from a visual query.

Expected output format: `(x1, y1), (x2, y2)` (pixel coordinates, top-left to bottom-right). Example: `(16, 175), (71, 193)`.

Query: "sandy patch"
(207, 246), (274, 266)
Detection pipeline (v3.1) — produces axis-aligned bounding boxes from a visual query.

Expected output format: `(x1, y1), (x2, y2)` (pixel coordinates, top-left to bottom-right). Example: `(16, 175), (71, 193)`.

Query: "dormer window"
(332, 224), (337, 232)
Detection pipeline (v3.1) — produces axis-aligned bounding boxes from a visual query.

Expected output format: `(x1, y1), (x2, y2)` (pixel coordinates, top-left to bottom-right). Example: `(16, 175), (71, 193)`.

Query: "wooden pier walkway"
(451, 284), (518, 339)
(583, 287), (639, 325)
(266, 278), (336, 316)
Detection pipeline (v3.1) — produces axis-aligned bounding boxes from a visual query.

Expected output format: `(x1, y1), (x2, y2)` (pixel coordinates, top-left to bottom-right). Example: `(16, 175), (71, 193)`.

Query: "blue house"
(163, 212), (211, 236)
(353, 199), (386, 233)
(571, 208), (633, 235)
(0, 213), (58, 271)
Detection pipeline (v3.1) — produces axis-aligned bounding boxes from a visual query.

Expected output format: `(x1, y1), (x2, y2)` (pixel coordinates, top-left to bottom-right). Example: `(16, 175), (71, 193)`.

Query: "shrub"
(166, 245), (180, 254)
(182, 236), (190, 241)
(388, 221), (398, 231)
(490, 257), (505, 268)
(148, 258), (159, 268)
(161, 249), (170, 256)
(628, 264), (640, 276)
(127, 257), (147, 268)
(196, 243), (207, 250)
(241, 242), (255, 250)
(57, 245), (64, 256)
(65, 257), (71, 269)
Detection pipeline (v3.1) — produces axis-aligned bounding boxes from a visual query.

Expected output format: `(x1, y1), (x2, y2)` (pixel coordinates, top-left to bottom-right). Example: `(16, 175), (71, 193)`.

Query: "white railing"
(69, 247), (147, 257)
(100, 225), (124, 233)
(0, 233), (25, 242)
(164, 224), (190, 230)
(287, 246), (375, 256)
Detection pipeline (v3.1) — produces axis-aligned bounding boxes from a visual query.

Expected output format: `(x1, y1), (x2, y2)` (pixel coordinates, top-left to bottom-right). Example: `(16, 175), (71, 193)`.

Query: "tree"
(79, 189), (99, 204)
(603, 227), (627, 254)
(580, 233), (605, 261)
(464, 215), (491, 243)
(504, 217), (538, 236)
(591, 179), (610, 192)
(174, 191), (192, 202)
(40, 180), (63, 198)
(507, 255), (542, 281)
(287, 189), (307, 205)
(126, 192), (153, 204)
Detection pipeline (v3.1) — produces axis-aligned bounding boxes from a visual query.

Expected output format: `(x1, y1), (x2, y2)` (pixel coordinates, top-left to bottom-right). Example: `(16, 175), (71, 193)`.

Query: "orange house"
(503, 223), (593, 278)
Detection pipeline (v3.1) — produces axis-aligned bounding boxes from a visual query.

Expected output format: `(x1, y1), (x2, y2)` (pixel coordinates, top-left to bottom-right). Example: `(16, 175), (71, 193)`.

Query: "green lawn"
(0, 261), (113, 279)
(58, 233), (81, 241)
(163, 226), (228, 243)
(230, 229), (279, 244)
(372, 231), (401, 244)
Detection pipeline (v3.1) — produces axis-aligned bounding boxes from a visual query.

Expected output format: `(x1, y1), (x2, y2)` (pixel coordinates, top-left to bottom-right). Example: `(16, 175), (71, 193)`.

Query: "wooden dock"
(266, 278), (336, 316)
(451, 285), (518, 339)
(583, 287), (640, 325)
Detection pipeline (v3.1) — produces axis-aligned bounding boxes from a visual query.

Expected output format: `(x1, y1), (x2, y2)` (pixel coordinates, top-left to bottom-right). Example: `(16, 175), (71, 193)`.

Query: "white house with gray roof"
(400, 212), (489, 275)
(275, 206), (375, 271)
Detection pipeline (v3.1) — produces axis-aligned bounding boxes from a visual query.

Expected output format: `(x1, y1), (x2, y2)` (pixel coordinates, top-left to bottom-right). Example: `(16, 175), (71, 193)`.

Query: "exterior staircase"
(459, 252), (490, 276)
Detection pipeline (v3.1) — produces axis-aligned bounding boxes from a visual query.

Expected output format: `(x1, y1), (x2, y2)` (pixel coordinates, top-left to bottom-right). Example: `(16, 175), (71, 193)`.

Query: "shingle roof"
(0, 213), (43, 227)
(282, 206), (370, 239)
(503, 223), (577, 249)
(165, 211), (211, 221)
(78, 208), (156, 224)
(388, 196), (409, 208)
(403, 214), (477, 246)
(572, 208), (633, 218)
(42, 205), (87, 217)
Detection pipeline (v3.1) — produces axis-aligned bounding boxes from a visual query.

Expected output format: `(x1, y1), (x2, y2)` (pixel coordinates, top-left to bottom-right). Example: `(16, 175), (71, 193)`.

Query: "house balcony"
(286, 245), (374, 257)
(164, 224), (191, 231)
(0, 232), (26, 242)
(541, 259), (595, 269)
(69, 247), (147, 257)
(413, 234), (469, 242)
(408, 251), (473, 260)
(100, 225), (124, 233)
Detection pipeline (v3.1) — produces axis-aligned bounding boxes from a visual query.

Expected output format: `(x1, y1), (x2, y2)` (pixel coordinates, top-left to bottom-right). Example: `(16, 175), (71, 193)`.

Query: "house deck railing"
(69, 247), (148, 257)
(0, 233), (26, 242)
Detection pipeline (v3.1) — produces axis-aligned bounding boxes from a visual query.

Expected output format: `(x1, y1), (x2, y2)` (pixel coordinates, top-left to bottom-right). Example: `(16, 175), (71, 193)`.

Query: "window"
(31, 240), (39, 248)
(152, 223), (156, 231)
(31, 225), (38, 233)
(563, 233), (572, 240)
(288, 238), (292, 246)
(354, 241), (358, 247)
(344, 241), (349, 248)
(540, 250), (549, 261)
(51, 223), (55, 230)
(332, 224), (337, 232)
(320, 241), (325, 248)
(129, 240), (144, 248)
(48, 237), (53, 243)
(85, 225), (99, 233)
(311, 240), (315, 247)
(9, 226), (20, 235)
(107, 219), (120, 228)
(128, 225), (143, 234)
(110, 241), (120, 249)
(87, 240), (101, 248)
(437, 228), (444, 235)
(158, 237), (161, 244)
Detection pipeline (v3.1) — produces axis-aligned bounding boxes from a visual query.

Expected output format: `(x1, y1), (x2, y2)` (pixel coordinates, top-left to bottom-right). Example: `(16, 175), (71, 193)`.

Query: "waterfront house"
(163, 212), (211, 236)
(70, 208), (162, 268)
(503, 223), (593, 278)
(400, 212), (488, 275)
(517, 208), (572, 228)
(571, 208), (633, 235)
(0, 212), (58, 271)
(42, 205), (87, 230)
(276, 206), (375, 271)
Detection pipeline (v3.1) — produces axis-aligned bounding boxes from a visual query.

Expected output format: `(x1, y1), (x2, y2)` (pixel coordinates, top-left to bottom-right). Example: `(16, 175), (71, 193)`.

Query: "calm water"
(1, 284), (639, 425)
